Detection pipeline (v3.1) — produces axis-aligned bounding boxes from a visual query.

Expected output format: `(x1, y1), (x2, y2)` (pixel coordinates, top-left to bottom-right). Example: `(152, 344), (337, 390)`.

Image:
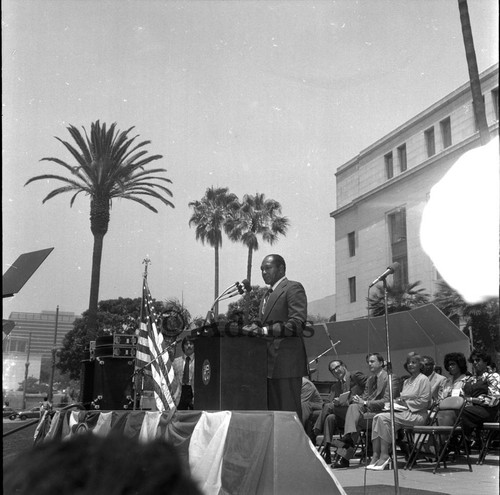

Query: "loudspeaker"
(93, 357), (135, 410)
(79, 359), (95, 408)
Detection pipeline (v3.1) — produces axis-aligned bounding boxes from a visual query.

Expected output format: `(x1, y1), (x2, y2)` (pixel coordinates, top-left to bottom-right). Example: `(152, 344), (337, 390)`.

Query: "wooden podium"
(193, 334), (268, 410)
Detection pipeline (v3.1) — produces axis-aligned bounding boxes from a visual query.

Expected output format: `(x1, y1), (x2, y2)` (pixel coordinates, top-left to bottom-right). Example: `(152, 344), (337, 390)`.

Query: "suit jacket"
(173, 355), (195, 388)
(327, 370), (367, 403)
(259, 277), (308, 379)
(362, 369), (390, 411)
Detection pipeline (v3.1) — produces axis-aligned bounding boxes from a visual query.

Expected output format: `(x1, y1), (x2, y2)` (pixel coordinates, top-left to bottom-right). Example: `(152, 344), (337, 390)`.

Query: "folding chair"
(477, 422), (500, 465)
(405, 396), (472, 474)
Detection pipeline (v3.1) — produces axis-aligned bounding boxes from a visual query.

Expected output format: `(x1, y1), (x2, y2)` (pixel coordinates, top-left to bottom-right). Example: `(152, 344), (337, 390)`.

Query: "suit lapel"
(375, 370), (387, 398)
(344, 371), (351, 393)
(262, 278), (287, 323)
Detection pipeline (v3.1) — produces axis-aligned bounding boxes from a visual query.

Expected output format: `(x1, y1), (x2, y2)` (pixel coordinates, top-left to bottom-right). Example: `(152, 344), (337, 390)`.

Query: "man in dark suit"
(313, 359), (367, 463)
(242, 254), (308, 422)
(330, 352), (389, 468)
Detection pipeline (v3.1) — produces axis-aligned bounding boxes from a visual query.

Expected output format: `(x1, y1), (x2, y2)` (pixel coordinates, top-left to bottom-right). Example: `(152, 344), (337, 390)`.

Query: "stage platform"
(45, 409), (346, 495)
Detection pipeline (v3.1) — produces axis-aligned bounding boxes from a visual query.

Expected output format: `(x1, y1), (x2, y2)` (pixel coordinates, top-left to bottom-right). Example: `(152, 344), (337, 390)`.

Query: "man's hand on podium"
(241, 322), (265, 337)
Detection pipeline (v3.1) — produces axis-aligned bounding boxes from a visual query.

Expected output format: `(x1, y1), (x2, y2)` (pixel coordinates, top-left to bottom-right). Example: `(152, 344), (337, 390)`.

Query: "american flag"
(135, 279), (180, 412)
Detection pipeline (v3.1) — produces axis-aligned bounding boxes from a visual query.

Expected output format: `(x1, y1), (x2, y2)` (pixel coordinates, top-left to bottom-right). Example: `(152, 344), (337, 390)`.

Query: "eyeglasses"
(330, 365), (342, 373)
(472, 358), (482, 363)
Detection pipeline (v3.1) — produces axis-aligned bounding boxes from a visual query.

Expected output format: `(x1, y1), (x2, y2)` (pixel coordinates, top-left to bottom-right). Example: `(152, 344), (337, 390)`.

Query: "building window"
(387, 208), (408, 287)
(5, 337), (27, 353)
(348, 231), (356, 257)
(440, 117), (452, 149)
(397, 144), (407, 172)
(424, 127), (435, 157)
(492, 88), (499, 121)
(348, 277), (356, 303)
(385, 152), (393, 179)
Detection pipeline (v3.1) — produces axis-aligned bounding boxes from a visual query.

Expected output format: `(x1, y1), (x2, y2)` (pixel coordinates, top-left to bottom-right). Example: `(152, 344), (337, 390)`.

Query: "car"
(2, 407), (18, 421)
(17, 407), (41, 421)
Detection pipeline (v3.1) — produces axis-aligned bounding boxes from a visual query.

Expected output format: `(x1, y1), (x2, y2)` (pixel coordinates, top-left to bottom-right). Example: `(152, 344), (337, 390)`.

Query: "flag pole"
(133, 257), (151, 410)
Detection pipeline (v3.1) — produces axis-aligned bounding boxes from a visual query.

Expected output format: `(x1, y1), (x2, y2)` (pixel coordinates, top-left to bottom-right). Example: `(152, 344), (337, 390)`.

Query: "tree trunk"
(457, 0), (490, 145)
(87, 197), (110, 339)
(246, 247), (254, 284)
(214, 243), (219, 316)
(87, 231), (104, 339)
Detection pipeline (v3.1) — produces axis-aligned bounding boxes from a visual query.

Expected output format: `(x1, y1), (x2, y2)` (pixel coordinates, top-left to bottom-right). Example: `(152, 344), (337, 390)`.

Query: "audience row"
(302, 349), (500, 470)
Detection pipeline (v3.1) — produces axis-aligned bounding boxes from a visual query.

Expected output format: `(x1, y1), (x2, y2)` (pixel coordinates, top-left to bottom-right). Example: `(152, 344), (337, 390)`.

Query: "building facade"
(2, 310), (78, 391)
(331, 64), (498, 320)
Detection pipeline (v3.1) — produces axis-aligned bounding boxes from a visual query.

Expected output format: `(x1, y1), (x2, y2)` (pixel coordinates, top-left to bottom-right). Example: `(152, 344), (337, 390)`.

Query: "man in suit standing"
(330, 352), (389, 468)
(242, 254), (308, 422)
(173, 337), (195, 410)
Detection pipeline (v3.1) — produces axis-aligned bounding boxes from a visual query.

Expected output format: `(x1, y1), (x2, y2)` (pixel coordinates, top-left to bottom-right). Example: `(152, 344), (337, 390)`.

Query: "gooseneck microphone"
(369, 262), (400, 288)
(242, 279), (252, 293)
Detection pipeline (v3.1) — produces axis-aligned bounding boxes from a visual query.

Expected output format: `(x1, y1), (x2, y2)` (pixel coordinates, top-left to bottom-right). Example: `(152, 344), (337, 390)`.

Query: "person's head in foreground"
(3, 432), (202, 495)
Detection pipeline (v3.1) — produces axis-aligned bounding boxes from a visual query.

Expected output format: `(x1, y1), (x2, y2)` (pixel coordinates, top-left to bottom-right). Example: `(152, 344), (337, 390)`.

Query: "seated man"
(313, 359), (367, 464)
(330, 353), (389, 468)
(421, 355), (447, 404)
(301, 376), (324, 440)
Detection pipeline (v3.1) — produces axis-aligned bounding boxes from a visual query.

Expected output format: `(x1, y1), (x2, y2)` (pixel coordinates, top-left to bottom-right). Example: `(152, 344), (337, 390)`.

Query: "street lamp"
(22, 333), (32, 410)
(47, 306), (59, 403)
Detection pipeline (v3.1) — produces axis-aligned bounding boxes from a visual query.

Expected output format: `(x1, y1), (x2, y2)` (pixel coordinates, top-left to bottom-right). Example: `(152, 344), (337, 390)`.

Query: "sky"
(2, 0), (498, 321)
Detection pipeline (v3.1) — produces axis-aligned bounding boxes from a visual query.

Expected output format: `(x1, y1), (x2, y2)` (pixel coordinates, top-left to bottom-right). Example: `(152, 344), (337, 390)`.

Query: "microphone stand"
(204, 282), (243, 327)
(132, 336), (183, 411)
(382, 277), (400, 495)
(308, 341), (341, 366)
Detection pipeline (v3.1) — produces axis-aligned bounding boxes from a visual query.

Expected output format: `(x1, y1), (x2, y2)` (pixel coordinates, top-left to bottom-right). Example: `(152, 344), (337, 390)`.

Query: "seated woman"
(461, 350), (500, 446)
(440, 352), (469, 400)
(368, 352), (431, 470)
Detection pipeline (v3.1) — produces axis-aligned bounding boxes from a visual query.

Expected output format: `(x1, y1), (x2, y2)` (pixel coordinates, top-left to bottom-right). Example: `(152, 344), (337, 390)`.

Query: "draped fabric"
(45, 410), (346, 495)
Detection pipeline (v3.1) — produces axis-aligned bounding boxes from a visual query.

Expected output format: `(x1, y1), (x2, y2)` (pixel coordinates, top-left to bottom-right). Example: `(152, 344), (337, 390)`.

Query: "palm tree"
(25, 121), (174, 337)
(367, 280), (430, 317)
(457, 0), (490, 145)
(225, 193), (289, 284)
(433, 280), (498, 358)
(188, 186), (239, 315)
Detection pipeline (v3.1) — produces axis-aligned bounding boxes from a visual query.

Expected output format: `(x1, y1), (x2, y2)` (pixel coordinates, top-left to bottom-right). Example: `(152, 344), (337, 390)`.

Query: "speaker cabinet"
(79, 359), (95, 408)
(93, 357), (135, 410)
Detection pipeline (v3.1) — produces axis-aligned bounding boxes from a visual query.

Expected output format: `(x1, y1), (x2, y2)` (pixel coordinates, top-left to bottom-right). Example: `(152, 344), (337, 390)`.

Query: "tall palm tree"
(188, 186), (239, 315)
(433, 280), (498, 357)
(25, 121), (174, 337)
(225, 193), (289, 284)
(367, 280), (430, 317)
(457, 0), (490, 145)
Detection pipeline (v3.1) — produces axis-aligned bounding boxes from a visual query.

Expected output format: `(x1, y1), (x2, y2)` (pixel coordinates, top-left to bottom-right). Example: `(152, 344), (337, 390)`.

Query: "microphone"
(369, 262), (400, 288)
(242, 279), (252, 293)
(224, 283), (242, 297)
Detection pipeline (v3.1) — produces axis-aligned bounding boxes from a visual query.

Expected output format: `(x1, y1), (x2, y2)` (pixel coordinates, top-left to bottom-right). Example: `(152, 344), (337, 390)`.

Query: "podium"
(194, 334), (268, 410)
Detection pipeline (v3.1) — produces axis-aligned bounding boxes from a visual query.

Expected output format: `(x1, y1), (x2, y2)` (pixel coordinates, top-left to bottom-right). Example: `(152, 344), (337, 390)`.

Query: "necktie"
(182, 356), (191, 385)
(262, 288), (273, 313)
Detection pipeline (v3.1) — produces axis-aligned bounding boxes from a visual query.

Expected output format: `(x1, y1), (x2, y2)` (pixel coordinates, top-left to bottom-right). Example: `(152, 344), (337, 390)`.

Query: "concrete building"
(331, 64), (498, 321)
(2, 310), (78, 390)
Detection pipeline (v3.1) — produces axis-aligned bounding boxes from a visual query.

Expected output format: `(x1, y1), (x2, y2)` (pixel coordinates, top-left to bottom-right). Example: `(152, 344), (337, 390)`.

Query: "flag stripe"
(135, 279), (180, 412)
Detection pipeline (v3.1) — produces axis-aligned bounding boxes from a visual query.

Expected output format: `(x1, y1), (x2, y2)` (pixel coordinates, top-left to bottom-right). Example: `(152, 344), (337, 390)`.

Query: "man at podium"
(243, 254), (308, 422)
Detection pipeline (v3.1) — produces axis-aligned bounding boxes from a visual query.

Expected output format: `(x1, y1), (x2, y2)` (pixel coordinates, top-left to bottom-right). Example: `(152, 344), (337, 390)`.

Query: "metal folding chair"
(405, 396), (472, 474)
(477, 422), (500, 465)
